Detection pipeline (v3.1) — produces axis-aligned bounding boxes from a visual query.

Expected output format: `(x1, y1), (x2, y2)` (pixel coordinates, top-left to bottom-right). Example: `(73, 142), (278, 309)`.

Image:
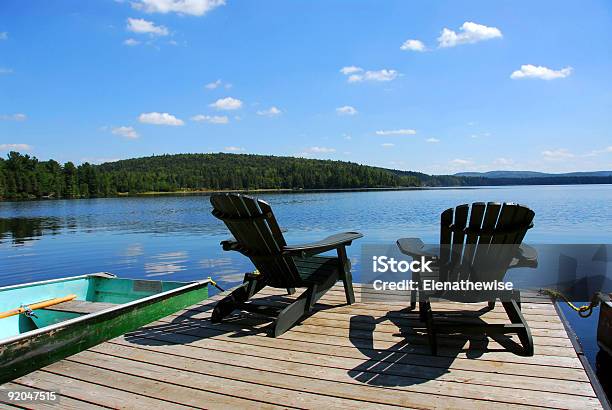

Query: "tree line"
(2, 151), (610, 200)
(0, 152), (421, 200)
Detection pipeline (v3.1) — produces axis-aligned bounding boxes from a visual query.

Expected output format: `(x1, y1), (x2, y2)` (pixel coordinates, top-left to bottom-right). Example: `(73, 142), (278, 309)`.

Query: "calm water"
(1, 185), (611, 396)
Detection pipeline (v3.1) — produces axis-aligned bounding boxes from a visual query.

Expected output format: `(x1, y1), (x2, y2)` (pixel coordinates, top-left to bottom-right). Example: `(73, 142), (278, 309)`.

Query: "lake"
(1, 184), (611, 397)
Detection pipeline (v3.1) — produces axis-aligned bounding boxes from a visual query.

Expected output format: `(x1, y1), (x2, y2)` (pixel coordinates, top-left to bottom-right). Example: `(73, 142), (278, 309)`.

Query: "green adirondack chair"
(210, 193), (363, 337)
(397, 202), (538, 355)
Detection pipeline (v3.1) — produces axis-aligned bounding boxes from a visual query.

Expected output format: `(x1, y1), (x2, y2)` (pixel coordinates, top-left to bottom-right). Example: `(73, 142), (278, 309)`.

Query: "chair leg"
(211, 274), (266, 323)
(410, 272), (420, 310)
(410, 288), (417, 310)
(502, 299), (534, 356)
(419, 300), (426, 322)
(273, 272), (338, 337)
(337, 246), (355, 304)
(424, 301), (437, 355)
(342, 271), (355, 305)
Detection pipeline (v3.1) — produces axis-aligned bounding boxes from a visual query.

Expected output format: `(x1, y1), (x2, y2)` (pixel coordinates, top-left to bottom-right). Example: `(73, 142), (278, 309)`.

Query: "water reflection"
(145, 251), (189, 277)
(199, 257), (246, 283)
(121, 243), (144, 258)
(0, 217), (63, 245)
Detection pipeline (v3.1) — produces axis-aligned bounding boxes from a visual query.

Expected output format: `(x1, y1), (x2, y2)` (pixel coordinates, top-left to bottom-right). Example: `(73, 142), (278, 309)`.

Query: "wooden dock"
(2, 284), (605, 409)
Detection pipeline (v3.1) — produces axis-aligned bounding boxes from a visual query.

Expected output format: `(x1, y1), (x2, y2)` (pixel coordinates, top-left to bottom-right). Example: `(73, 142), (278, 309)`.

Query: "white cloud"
(343, 134), (352, 140)
(510, 64), (573, 80)
(425, 137), (440, 143)
(336, 106), (358, 116)
(400, 39), (425, 52)
(126, 18), (169, 36)
(0, 113), (27, 121)
(297, 146), (338, 158)
(375, 129), (416, 136)
(340, 66), (363, 75)
(123, 38), (141, 46)
(0, 68), (13, 75)
(138, 112), (184, 126)
(306, 146), (336, 153)
(438, 22), (502, 48)
(347, 69), (399, 83)
(381, 143), (395, 147)
(0, 143), (32, 151)
(205, 79), (232, 90)
(0, 32), (7, 40)
(451, 158), (473, 165)
(191, 114), (229, 124)
(493, 157), (515, 166)
(224, 146), (244, 152)
(256, 106), (282, 117)
(542, 148), (574, 160)
(132, 0), (225, 16)
(585, 146), (612, 157)
(205, 79), (222, 89)
(209, 97), (243, 110)
(111, 126), (140, 139)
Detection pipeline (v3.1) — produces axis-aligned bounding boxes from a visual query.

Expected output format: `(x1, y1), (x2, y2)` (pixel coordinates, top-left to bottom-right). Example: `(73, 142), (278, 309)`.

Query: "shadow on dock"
(124, 293), (339, 345)
(346, 305), (532, 387)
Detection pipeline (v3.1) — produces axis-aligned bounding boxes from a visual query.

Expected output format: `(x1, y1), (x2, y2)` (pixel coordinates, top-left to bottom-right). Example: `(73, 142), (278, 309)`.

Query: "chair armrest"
(509, 244), (538, 269)
(283, 232), (363, 257)
(396, 238), (440, 260)
(220, 237), (240, 252)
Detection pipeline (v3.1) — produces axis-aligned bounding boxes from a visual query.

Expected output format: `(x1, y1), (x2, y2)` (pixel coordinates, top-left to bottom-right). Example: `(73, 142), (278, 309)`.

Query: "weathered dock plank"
(4, 284), (604, 409)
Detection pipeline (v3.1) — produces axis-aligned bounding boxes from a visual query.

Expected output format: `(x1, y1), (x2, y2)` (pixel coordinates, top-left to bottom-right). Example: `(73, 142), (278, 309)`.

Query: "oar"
(0, 294), (77, 319)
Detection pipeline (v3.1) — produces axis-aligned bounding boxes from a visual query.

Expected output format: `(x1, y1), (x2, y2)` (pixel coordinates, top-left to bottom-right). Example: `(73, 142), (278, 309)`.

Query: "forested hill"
(0, 152), (421, 199)
(1, 151), (610, 200)
(98, 153), (421, 191)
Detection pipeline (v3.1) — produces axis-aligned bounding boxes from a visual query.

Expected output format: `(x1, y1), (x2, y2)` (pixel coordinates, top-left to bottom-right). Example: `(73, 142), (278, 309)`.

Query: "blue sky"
(1, 0), (611, 174)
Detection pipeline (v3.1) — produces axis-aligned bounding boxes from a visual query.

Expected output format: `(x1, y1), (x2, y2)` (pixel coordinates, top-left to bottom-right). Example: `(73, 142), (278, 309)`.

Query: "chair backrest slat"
(257, 200), (287, 247)
(439, 208), (454, 269)
(450, 204), (469, 270)
(471, 202), (502, 265)
(211, 194), (301, 287)
(462, 202), (486, 268)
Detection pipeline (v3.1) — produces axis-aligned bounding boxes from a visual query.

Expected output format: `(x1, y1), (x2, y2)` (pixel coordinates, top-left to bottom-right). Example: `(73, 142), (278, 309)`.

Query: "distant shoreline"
(3, 183), (611, 202)
(119, 183), (612, 197)
(124, 186), (430, 196)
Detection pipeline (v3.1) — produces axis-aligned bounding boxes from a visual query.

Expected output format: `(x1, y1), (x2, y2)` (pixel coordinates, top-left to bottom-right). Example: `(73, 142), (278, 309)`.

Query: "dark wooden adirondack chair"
(397, 202), (538, 355)
(210, 193), (363, 337)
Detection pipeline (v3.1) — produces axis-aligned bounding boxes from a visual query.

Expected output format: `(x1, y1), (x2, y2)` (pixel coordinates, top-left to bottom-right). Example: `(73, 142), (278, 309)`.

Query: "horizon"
(1, 1), (612, 174)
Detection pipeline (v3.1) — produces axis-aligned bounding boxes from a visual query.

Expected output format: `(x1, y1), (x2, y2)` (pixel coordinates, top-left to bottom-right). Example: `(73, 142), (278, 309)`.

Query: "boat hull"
(0, 276), (209, 383)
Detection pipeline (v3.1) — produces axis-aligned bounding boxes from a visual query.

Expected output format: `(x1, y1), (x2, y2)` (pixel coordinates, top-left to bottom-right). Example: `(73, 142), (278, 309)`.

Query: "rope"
(207, 277), (225, 292)
(538, 289), (600, 318)
(207, 270), (260, 293)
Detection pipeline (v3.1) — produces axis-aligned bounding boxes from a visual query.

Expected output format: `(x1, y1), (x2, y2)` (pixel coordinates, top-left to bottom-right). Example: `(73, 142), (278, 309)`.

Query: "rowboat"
(0, 272), (210, 383)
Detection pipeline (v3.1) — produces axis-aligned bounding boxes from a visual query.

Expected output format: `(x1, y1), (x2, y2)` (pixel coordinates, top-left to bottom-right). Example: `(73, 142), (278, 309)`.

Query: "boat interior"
(0, 273), (189, 340)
